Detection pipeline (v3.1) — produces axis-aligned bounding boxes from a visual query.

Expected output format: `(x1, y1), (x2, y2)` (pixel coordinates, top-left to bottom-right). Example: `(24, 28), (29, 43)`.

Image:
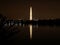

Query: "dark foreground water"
(1, 25), (60, 44)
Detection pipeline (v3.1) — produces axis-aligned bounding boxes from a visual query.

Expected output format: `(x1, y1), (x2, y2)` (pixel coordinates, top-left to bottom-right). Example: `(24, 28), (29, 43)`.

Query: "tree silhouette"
(0, 14), (7, 27)
(0, 14), (7, 40)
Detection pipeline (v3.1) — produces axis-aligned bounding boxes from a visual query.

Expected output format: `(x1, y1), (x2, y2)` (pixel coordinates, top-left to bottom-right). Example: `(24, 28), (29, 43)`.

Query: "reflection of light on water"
(15, 23), (18, 26)
(19, 23), (21, 26)
(36, 25), (38, 28)
(23, 24), (25, 27)
(4, 23), (7, 26)
(9, 22), (10, 26)
(30, 25), (32, 39)
(33, 25), (38, 28)
(11, 22), (14, 25)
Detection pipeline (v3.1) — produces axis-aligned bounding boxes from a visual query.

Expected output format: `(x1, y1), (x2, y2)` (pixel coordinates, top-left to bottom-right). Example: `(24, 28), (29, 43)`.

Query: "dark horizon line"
(1, 14), (60, 26)
(3, 19), (60, 26)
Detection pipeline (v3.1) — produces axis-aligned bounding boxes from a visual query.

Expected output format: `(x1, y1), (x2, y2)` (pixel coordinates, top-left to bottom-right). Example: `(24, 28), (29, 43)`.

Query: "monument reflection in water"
(30, 6), (32, 40)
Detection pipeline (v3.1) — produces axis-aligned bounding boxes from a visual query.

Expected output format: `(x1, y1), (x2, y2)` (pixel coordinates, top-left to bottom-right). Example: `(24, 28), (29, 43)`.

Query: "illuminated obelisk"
(30, 6), (32, 39)
(30, 6), (32, 20)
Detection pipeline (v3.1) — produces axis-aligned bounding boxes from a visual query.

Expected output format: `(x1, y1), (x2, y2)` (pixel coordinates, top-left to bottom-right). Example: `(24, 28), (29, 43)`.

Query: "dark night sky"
(0, 0), (60, 20)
